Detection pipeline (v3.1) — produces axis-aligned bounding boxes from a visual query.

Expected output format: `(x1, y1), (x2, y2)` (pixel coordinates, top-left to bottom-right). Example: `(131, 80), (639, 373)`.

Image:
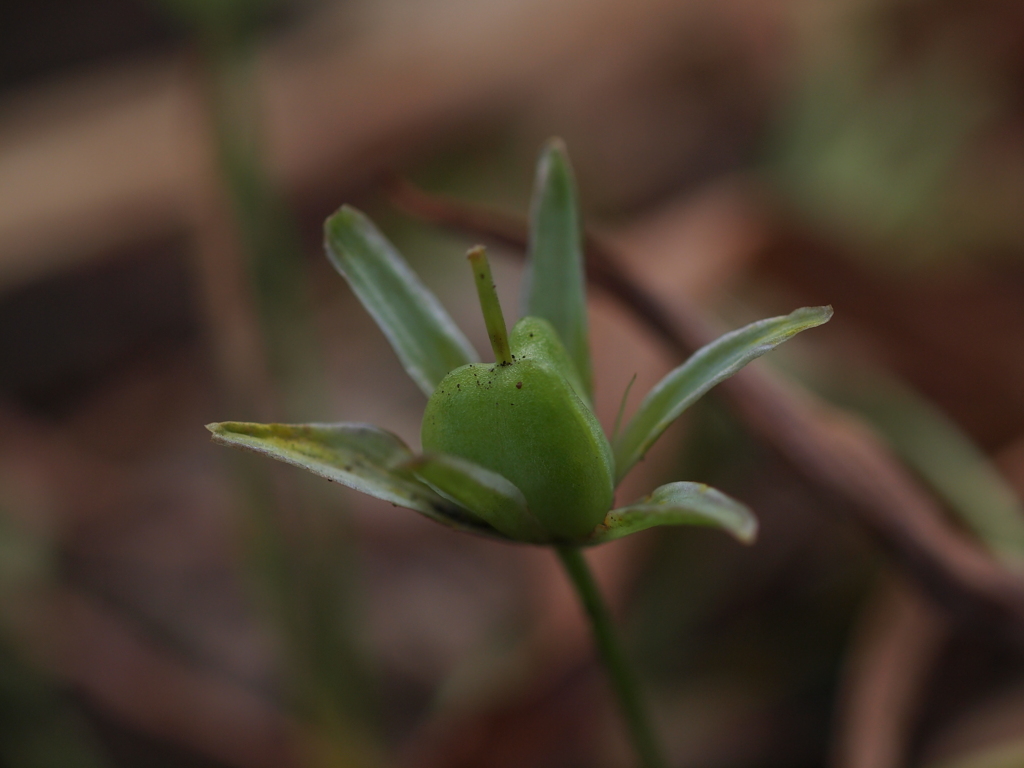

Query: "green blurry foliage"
(0, 514), (107, 768)
(155, 0), (285, 41)
(769, 2), (1024, 265)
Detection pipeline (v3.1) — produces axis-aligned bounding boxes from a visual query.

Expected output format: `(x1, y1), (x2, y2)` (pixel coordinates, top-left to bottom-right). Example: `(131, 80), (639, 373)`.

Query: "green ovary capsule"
(421, 317), (614, 541)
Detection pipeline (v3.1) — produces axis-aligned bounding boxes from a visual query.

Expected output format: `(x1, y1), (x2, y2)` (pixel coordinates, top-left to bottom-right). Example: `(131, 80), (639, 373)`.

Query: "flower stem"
(555, 546), (668, 768)
(467, 246), (512, 365)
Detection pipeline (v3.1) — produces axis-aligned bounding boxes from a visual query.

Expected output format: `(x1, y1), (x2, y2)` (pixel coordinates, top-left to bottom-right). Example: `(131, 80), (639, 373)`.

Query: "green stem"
(468, 246), (512, 365)
(555, 546), (668, 768)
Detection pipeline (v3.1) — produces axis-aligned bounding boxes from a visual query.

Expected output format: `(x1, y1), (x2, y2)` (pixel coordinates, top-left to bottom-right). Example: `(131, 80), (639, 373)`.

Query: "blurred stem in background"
(0, 512), (108, 768)
(155, 2), (381, 764)
(202, 29), (326, 419)
(172, 0), (325, 417)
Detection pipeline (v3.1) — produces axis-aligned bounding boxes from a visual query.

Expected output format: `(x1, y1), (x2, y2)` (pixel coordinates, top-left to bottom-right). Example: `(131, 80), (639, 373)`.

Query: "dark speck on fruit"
(516, 381), (522, 389)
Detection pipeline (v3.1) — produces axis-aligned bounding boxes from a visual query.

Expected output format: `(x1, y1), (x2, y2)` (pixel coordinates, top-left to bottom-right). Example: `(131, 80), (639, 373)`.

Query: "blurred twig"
(809, 367), (1024, 567)
(830, 575), (948, 768)
(387, 178), (1024, 630)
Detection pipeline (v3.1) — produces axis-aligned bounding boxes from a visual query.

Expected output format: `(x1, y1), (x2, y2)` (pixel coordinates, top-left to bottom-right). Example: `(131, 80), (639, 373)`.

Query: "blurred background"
(2, 0), (1024, 766)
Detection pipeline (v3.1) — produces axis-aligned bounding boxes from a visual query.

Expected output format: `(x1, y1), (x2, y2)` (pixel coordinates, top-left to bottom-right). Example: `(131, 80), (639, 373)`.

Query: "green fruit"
(421, 317), (614, 541)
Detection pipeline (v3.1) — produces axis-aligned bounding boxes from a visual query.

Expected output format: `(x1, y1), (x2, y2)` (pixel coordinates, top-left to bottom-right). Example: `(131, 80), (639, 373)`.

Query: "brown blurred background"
(2, 0), (1024, 766)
